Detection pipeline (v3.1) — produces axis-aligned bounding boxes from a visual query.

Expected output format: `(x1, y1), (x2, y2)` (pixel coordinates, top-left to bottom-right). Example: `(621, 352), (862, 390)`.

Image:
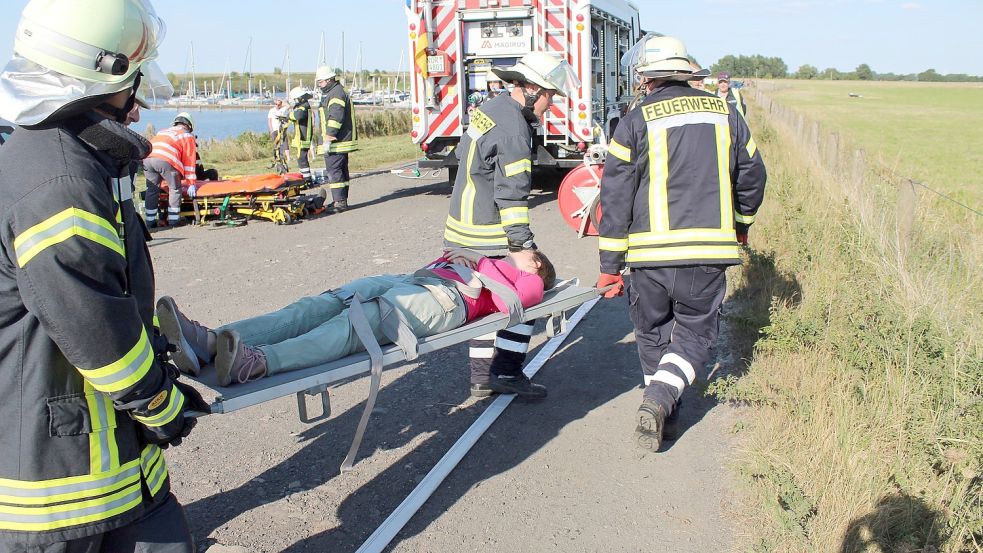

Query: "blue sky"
(0, 1), (979, 76)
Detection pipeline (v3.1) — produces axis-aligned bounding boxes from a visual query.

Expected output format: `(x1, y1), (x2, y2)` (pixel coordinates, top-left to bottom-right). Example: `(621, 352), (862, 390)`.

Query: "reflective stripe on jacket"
(318, 81), (358, 154)
(444, 94), (534, 252)
(599, 83), (767, 271)
(147, 126), (197, 183)
(0, 116), (176, 543)
(726, 88), (746, 116)
(289, 104), (314, 154)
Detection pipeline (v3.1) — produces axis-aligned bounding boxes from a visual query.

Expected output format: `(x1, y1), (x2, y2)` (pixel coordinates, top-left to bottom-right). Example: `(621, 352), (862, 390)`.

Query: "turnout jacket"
(147, 126), (197, 184)
(722, 87), (746, 116)
(444, 93), (534, 252)
(599, 82), (766, 272)
(289, 102), (314, 154)
(317, 81), (358, 154)
(0, 115), (184, 544)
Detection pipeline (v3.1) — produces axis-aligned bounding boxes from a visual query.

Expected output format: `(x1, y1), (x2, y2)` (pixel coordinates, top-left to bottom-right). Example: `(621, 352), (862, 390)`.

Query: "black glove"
(507, 239), (537, 252)
(119, 365), (208, 449)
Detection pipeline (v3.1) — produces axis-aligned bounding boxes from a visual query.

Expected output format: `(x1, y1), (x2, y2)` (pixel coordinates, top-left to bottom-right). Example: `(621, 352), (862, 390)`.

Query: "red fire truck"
(405, 0), (641, 182)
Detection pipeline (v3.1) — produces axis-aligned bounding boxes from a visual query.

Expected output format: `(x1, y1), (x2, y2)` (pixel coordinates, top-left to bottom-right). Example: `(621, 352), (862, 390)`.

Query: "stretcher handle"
(595, 284), (618, 296)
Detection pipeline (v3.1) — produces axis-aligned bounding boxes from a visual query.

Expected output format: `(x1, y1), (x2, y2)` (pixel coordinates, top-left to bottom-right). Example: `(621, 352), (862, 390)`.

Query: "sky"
(0, 0), (980, 77)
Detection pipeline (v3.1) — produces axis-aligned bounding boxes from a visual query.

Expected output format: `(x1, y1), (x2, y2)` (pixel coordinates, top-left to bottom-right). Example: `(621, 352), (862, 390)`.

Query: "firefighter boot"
(662, 400), (682, 441)
(332, 199), (348, 213)
(487, 373), (547, 400)
(156, 296), (215, 376)
(215, 330), (268, 387)
(635, 398), (668, 452)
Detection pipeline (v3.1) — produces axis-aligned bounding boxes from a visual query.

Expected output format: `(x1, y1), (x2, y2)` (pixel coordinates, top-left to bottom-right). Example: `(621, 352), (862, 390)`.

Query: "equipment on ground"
(407, 0), (640, 172)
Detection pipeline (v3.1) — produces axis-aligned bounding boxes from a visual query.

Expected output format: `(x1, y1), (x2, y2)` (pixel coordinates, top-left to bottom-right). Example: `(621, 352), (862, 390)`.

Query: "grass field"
(764, 80), (983, 207)
(712, 92), (982, 552)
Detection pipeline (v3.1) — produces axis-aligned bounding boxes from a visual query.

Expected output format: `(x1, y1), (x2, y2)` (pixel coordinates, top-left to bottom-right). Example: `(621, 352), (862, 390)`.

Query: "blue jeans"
(216, 275), (466, 374)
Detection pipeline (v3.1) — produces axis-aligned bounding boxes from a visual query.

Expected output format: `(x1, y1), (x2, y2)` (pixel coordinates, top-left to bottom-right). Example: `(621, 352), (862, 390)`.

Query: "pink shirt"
(426, 257), (545, 322)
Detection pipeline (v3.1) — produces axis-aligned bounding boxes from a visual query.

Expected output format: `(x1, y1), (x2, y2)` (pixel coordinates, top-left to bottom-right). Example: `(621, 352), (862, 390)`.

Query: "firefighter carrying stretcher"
(156, 248), (555, 388)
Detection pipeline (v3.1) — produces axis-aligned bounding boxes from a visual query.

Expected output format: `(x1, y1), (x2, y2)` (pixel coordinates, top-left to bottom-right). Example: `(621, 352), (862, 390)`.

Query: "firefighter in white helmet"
(445, 51), (580, 399)
(0, 0), (204, 550)
(597, 35), (766, 451)
(315, 65), (358, 211)
(288, 86), (315, 185)
(144, 111), (197, 227)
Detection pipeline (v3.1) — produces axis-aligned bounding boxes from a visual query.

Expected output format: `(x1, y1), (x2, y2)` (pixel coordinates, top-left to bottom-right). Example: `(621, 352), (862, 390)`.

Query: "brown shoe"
(215, 330), (268, 386)
(156, 296), (214, 376)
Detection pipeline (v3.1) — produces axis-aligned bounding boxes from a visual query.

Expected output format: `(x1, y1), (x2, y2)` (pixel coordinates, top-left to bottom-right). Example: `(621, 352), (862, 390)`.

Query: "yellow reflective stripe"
(13, 207), (123, 267)
(462, 139), (480, 224)
(132, 384), (184, 427)
(76, 328), (154, 393)
(628, 228), (736, 246)
(0, 459), (140, 505)
(503, 159), (531, 177)
(326, 119), (342, 129)
(445, 215), (506, 236)
(733, 89), (745, 115)
(626, 245), (741, 263)
(716, 123), (733, 230)
(152, 315), (160, 329)
(499, 206), (529, 225)
(443, 228), (508, 247)
(141, 445), (168, 497)
(0, 481), (143, 531)
(83, 382), (117, 474)
(608, 139), (631, 162)
(647, 127), (670, 232)
(735, 212), (756, 224)
(745, 135), (758, 158)
(327, 182), (348, 189)
(328, 98), (346, 108)
(328, 141), (358, 153)
(598, 237), (629, 252)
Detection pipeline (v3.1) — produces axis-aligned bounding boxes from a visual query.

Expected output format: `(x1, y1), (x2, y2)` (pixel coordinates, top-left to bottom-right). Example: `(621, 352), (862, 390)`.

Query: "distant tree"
(230, 71), (240, 80)
(917, 68), (942, 82)
(273, 66), (283, 75)
(856, 64), (873, 80)
(821, 67), (841, 80)
(166, 72), (179, 88)
(712, 54), (787, 78)
(795, 64), (818, 80)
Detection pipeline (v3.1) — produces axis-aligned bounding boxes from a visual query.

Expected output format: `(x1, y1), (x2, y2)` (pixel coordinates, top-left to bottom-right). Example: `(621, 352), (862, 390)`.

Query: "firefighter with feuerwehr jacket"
(597, 35), (767, 452)
(0, 1), (206, 550)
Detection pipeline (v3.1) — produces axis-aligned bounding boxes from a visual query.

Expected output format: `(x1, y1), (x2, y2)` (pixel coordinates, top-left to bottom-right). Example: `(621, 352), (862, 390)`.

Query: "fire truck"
(405, 0), (641, 181)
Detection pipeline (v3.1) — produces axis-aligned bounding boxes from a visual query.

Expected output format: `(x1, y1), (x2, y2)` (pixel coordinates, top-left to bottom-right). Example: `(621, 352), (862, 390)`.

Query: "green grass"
(710, 95), (982, 552)
(765, 80), (983, 207)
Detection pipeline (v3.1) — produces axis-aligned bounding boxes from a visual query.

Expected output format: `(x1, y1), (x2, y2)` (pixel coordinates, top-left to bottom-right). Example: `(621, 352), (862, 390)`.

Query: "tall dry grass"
(710, 90), (982, 552)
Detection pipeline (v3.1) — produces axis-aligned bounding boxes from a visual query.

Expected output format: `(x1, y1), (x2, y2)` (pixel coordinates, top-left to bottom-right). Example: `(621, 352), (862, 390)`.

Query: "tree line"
(710, 54), (983, 82)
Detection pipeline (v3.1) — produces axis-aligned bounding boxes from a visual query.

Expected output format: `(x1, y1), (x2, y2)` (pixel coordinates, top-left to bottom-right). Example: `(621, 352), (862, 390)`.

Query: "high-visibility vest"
(148, 126), (197, 183)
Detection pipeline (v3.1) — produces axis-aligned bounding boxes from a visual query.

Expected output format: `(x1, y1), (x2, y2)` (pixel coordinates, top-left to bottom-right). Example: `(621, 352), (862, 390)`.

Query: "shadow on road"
(839, 490), (945, 553)
(263, 300), (640, 552)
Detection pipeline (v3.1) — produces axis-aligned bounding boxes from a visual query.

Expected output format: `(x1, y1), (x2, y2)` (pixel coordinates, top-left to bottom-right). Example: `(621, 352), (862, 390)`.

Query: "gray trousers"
(143, 158), (182, 224)
(217, 274), (466, 374)
(628, 266), (727, 415)
(0, 493), (193, 553)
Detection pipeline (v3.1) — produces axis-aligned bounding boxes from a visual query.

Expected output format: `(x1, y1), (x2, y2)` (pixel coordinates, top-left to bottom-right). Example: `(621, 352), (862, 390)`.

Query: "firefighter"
(445, 51), (580, 399)
(716, 72), (747, 116)
(0, 0), (205, 551)
(315, 65), (358, 212)
(145, 112), (197, 227)
(597, 35), (766, 451)
(288, 86), (315, 186)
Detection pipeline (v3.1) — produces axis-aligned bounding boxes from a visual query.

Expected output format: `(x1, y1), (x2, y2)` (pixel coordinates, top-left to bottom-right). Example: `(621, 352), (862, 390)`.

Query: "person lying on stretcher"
(156, 248), (556, 397)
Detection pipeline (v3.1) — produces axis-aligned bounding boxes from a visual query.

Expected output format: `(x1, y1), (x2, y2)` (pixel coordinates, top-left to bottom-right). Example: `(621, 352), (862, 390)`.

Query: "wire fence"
(748, 85), (981, 256)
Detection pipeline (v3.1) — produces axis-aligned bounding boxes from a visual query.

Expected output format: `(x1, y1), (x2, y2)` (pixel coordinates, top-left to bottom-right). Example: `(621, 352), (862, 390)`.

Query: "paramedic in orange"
(144, 112), (196, 227)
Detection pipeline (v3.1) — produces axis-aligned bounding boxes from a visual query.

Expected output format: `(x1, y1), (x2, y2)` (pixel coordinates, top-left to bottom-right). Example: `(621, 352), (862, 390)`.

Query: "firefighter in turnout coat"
(0, 1), (204, 550)
(288, 86), (315, 186)
(315, 66), (358, 211)
(444, 51), (580, 399)
(598, 36), (766, 451)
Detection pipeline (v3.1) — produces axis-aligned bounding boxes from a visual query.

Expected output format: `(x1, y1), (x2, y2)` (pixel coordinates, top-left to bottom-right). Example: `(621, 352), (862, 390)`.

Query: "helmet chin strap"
(97, 71), (142, 123)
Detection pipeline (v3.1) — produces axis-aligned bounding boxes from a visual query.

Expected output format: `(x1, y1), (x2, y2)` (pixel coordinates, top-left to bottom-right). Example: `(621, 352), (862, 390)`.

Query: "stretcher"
(184, 279), (601, 471)
(161, 172), (326, 225)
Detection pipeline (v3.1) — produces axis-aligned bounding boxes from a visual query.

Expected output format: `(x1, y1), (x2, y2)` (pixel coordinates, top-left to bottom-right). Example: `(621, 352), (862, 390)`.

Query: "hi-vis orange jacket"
(147, 126), (197, 184)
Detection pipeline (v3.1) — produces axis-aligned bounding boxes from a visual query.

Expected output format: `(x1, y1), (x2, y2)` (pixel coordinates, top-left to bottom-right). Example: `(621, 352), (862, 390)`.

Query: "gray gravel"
(152, 169), (741, 553)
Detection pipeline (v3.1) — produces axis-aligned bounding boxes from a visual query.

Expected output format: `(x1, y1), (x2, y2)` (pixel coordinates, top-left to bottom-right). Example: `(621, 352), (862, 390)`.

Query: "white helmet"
(289, 86), (311, 102)
(173, 112), (193, 131)
(485, 68), (502, 83)
(621, 34), (709, 81)
(491, 51), (580, 97)
(0, 0), (172, 125)
(315, 65), (337, 82)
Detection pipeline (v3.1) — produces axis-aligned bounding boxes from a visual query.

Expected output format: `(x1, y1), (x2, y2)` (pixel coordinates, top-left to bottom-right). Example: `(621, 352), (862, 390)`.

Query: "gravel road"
(152, 169), (741, 553)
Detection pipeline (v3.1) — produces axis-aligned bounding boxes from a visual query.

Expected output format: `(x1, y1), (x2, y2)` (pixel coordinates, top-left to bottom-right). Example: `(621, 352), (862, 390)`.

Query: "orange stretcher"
(161, 172), (326, 225)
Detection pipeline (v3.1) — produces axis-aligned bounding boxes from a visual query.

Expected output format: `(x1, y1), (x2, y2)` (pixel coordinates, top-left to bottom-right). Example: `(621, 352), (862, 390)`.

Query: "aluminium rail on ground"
(186, 281), (599, 421)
